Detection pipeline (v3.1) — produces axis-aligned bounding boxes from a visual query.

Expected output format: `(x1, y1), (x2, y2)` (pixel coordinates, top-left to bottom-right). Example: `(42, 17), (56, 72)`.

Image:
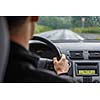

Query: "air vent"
(69, 51), (83, 60)
(88, 51), (100, 60)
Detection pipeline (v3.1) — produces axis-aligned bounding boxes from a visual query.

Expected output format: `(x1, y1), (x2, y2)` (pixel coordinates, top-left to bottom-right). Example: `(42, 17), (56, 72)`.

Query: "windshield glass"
(35, 16), (100, 40)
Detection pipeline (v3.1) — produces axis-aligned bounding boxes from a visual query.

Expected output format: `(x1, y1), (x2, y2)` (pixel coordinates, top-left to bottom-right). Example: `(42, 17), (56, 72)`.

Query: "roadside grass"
(96, 37), (100, 40)
(35, 24), (52, 34)
(72, 27), (100, 40)
(72, 27), (100, 34)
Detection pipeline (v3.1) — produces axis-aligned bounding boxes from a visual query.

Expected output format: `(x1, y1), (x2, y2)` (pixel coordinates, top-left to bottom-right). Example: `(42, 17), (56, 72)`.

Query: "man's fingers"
(60, 54), (66, 62)
(53, 54), (70, 75)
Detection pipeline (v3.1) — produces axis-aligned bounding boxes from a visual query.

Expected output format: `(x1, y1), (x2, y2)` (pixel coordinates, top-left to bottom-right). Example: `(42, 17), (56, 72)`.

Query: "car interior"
(1, 16), (100, 83)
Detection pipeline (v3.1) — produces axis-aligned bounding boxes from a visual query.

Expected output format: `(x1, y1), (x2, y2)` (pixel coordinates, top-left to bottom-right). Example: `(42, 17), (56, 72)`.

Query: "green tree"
(38, 16), (72, 29)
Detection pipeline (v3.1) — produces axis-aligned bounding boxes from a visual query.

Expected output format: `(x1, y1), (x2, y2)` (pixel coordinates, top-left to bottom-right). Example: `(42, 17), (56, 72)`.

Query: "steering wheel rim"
(30, 36), (62, 60)
(30, 36), (72, 67)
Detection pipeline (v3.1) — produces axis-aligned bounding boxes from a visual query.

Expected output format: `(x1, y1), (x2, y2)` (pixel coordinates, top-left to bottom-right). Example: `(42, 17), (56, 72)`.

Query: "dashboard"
(30, 40), (100, 83)
(54, 40), (100, 83)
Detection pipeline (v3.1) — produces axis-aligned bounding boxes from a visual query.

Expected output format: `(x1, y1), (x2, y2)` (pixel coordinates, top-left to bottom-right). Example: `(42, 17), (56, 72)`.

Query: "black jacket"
(4, 41), (76, 83)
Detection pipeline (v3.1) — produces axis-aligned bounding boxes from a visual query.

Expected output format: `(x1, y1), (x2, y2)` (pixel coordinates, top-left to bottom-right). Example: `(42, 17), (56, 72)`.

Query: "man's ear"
(30, 16), (39, 22)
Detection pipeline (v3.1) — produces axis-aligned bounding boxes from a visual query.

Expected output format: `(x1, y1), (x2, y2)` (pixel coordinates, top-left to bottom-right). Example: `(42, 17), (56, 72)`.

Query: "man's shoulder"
(9, 41), (40, 67)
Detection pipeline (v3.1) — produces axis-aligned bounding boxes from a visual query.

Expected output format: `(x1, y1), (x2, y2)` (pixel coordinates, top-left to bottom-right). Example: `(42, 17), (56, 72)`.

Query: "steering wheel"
(30, 36), (71, 71)
(31, 36), (61, 59)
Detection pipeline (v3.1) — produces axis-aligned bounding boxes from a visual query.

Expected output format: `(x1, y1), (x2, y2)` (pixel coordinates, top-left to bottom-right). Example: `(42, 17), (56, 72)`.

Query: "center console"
(73, 61), (100, 83)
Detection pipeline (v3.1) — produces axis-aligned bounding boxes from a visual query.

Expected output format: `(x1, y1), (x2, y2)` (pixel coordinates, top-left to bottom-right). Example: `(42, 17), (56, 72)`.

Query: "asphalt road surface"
(35, 29), (84, 40)
(35, 29), (100, 40)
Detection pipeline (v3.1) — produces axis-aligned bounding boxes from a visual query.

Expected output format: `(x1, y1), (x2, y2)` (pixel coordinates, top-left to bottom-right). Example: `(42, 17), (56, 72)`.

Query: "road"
(35, 29), (100, 40)
(35, 29), (84, 40)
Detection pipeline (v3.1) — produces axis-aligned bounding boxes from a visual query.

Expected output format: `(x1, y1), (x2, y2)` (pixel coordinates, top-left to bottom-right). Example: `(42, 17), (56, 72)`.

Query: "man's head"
(6, 16), (38, 35)
(5, 16), (39, 49)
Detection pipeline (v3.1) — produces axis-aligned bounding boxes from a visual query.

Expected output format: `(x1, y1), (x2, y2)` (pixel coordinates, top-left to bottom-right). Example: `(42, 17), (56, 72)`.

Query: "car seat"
(0, 17), (9, 82)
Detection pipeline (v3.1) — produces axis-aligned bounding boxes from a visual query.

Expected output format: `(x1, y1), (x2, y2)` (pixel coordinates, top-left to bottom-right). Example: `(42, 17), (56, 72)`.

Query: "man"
(4, 16), (70, 82)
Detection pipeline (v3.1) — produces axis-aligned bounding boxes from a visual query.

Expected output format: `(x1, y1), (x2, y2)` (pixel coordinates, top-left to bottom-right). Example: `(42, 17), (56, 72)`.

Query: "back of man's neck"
(10, 35), (29, 50)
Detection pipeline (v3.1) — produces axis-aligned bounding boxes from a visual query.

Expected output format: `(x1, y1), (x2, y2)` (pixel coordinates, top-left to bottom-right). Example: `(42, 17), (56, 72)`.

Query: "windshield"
(35, 16), (100, 40)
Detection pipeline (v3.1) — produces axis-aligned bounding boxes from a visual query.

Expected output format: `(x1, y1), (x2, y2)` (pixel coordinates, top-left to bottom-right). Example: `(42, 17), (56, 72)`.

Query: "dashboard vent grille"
(69, 51), (83, 60)
(88, 51), (100, 60)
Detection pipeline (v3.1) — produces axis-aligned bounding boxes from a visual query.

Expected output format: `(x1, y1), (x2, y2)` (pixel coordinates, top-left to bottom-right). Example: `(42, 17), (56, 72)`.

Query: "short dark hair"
(5, 16), (27, 32)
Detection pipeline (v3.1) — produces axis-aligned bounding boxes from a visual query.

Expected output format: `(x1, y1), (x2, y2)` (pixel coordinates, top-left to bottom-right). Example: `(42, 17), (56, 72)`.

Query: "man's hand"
(53, 54), (70, 75)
